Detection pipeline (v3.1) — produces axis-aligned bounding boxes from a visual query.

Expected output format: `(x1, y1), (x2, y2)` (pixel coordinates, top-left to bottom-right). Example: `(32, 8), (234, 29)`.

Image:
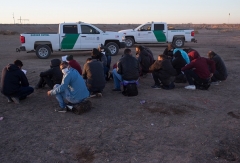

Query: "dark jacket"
(172, 51), (187, 74)
(149, 59), (177, 79)
(68, 60), (82, 75)
(136, 49), (151, 73)
(211, 54), (228, 79)
(182, 57), (216, 79)
(163, 47), (174, 58)
(117, 54), (140, 81)
(1, 64), (29, 96)
(149, 59), (177, 85)
(40, 59), (63, 85)
(82, 59), (105, 92)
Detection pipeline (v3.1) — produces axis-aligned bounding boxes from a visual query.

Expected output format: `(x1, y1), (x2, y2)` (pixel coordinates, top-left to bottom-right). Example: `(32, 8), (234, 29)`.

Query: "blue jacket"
(173, 49), (190, 64)
(51, 68), (89, 101)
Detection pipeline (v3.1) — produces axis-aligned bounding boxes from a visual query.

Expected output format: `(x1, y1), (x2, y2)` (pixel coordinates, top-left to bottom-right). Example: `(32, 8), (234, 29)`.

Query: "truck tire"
(36, 45), (51, 59)
(125, 37), (134, 48)
(173, 38), (184, 48)
(106, 42), (119, 56)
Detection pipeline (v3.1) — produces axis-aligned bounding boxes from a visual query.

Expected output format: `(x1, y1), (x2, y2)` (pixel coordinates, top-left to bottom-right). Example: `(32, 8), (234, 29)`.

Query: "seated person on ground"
(181, 52), (216, 90)
(82, 48), (106, 96)
(66, 55), (82, 75)
(163, 43), (175, 59)
(1, 60), (34, 104)
(35, 59), (63, 89)
(149, 54), (177, 90)
(112, 48), (140, 91)
(207, 51), (228, 83)
(135, 45), (152, 77)
(98, 44), (112, 81)
(47, 61), (89, 113)
(173, 48), (190, 64)
(172, 50), (187, 83)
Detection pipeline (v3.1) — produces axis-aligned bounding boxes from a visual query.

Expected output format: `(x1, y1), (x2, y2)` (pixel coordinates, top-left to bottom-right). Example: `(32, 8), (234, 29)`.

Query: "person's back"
(118, 54), (139, 81)
(173, 48), (190, 64)
(208, 51), (227, 81)
(172, 50), (187, 74)
(82, 59), (105, 93)
(66, 55), (82, 75)
(182, 57), (215, 79)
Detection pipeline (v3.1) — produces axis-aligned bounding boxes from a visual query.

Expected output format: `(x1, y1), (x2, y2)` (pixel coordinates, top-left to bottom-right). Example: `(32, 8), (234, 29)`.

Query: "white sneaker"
(185, 85), (196, 90)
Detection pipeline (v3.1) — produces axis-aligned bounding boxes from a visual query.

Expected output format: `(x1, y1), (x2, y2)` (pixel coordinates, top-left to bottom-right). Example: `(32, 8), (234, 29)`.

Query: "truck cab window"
(63, 25), (78, 34)
(81, 25), (99, 34)
(154, 24), (164, 30)
(139, 24), (151, 31)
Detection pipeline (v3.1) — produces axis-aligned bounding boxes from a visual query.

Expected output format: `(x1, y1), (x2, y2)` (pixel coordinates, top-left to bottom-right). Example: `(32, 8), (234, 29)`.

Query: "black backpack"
(122, 83), (138, 96)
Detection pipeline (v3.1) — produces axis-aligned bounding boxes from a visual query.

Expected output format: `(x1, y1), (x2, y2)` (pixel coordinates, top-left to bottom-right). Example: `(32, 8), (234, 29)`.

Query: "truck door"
(135, 23), (155, 43)
(152, 24), (167, 43)
(60, 25), (80, 50)
(79, 25), (102, 49)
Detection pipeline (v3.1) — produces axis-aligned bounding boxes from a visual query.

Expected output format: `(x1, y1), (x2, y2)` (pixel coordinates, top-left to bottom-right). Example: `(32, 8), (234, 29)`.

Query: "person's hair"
(158, 54), (167, 59)
(124, 48), (131, 54)
(92, 48), (99, 59)
(208, 51), (216, 58)
(14, 60), (23, 67)
(60, 61), (68, 67)
(86, 58), (92, 62)
(66, 55), (73, 61)
(136, 45), (144, 51)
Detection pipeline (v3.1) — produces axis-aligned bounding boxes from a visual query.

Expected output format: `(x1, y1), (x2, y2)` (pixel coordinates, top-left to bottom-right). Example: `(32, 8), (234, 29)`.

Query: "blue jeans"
(112, 68), (122, 89)
(53, 84), (84, 108)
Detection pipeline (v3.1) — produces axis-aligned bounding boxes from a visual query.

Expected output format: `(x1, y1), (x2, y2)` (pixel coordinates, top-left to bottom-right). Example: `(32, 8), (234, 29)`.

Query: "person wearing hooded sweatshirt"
(135, 45), (151, 77)
(181, 51), (216, 90)
(207, 51), (228, 84)
(82, 48), (105, 96)
(66, 55), (82, 75)
(149, 54), (177, 89)
(172, 50), (187, 83)
(173, 48), (190, 64)
(1, 60), (34, 104)
(35, 59), (63, 89)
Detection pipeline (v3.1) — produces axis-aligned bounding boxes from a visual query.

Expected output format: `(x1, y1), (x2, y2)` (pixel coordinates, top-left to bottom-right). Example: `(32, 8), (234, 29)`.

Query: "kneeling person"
(47, 62), (89, 112)
(149, 54), (177, 89)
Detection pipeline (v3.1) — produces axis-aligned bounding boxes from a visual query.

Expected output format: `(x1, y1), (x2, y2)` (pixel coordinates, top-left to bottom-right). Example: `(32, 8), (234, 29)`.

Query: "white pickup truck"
(16, 22), (125, 59)
(119, 22), (197, 48)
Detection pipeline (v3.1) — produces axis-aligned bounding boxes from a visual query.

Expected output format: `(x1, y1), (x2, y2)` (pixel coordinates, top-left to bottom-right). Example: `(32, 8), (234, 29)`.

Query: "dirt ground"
(0, 25), (240, 163)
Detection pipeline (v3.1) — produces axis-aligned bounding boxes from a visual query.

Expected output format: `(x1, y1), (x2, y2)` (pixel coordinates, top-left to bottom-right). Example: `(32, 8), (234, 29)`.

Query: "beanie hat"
(66, 55), (73, 61)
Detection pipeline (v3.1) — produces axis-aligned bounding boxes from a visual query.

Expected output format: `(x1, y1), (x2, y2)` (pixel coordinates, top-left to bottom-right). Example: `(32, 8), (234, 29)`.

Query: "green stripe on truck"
(61, 34), (79, 49)
(153, 31), (167, 42)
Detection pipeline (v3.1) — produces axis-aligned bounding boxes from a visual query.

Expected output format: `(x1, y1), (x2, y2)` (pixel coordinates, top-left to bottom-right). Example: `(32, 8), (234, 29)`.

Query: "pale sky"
(0, 0), (239, 24)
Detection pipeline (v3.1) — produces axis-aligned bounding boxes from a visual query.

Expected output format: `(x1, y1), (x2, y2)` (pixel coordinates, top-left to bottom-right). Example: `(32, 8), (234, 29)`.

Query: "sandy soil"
(0, 25), (240, 163)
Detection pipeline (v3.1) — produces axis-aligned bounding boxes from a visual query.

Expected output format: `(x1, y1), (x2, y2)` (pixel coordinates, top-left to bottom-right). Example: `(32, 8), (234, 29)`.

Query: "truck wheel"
(106, 42), (119, 56)
(125, 37), (134, 48)
(173, 38), (184, 48)
(36, 45), (51, 59)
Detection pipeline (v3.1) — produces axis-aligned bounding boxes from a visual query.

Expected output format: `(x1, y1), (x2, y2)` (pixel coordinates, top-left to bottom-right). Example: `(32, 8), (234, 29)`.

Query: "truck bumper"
(191, 38), (197, 43)
(119, 42), (126, 48)
(16, 46), (26, 52)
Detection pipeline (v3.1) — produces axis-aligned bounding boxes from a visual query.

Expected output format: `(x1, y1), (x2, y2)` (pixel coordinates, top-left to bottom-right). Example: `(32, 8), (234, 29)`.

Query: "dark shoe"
(11, 97), (20, 104)
(151, 85), (161, 89)
(112, 88), (121, 91)
(55, 107), (67, 113)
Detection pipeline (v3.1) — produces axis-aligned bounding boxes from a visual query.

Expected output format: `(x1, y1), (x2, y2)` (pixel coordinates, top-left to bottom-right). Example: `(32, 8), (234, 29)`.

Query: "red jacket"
(68, 60), (82, 75)
(181, 57), (215, 79)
